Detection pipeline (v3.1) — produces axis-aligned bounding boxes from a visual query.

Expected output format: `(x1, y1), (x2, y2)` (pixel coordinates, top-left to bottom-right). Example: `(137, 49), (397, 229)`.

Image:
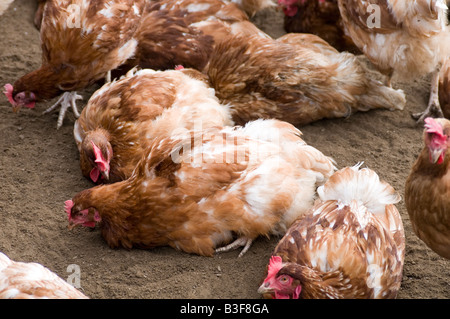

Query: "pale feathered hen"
(258, 164), (405, 299)
(66, 119), (336, 257)
(206, 33), (406, 126)
(337, 0), (450, 122)
(0, 252), (88, 299)
(74, 67), (232, 184)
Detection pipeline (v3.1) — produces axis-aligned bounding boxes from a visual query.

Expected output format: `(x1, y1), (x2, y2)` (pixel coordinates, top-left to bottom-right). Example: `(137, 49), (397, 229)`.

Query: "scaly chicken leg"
(42, 91), (83, 129)
(412, 69), (444, 123)
(215, 237), (253, 258)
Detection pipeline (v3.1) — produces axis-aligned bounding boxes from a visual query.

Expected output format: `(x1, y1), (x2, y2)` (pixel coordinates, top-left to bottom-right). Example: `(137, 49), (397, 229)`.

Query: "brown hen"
(5, 0), (147, 129)
(405, 117), (450, 259)
(258, 164), (405, 299)
(66, 119), (336, 257)
(206, 33), (406, 126)
(74, 68), (232, 184)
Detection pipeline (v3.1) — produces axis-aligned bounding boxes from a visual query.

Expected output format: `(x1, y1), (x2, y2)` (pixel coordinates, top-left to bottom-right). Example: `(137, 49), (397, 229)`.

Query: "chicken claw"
(42, 91), (83, 129)
(412, 70), (444, 123)
(215, 237), (253, 258)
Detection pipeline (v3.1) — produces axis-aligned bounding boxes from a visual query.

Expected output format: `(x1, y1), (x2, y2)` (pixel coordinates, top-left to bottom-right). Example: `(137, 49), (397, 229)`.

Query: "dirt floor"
(0, 0), (449, 299)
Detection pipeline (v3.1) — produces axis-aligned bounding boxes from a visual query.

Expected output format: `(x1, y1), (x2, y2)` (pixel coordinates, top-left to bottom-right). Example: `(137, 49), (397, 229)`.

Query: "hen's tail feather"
(317, 164), (401, 215)
(334, 53), (407, 112)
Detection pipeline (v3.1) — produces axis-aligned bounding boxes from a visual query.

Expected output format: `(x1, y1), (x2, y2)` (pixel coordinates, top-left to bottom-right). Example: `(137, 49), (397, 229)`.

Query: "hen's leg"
(42, 91), (83, 129)
(105, 70), (111, 83)
(412, 70), (444, 122)
(215, 237), (253, 258)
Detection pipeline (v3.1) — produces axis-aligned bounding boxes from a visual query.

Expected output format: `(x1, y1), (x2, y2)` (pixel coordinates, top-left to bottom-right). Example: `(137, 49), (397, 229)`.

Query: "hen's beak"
(67, 221), (77, 231)
(429, 147), (444, 164)
(101, 169), (110, 181)
(12, 104), (22, 113)
(257, 282), (274, 298)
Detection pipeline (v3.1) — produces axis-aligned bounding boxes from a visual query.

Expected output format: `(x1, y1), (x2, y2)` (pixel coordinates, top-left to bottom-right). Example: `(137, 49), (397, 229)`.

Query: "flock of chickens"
(0, 0), (450, 299)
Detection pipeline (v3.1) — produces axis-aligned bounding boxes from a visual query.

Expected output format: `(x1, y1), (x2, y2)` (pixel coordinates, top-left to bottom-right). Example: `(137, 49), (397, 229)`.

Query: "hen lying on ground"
(0, 252), (88, 299)
(206, 33), (406, 126)
(74, 67), (232, 184)
(405, 117), (450, 259)
(4, 0), (147, 129)
(337, 0), (450, 122)
(258, 164), (405, 299)
(66, 119), (336, 257)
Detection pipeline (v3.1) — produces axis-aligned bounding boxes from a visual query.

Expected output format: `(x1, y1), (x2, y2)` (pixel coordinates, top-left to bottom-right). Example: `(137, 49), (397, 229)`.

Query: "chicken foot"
(215, 237), (253, 258)
(42, 91), (83, 130)
(412, 69), (444, 123)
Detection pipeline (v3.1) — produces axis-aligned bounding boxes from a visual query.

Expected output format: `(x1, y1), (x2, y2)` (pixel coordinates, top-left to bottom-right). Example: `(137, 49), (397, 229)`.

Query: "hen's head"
(424, 117), (450, 164)
(278, 0), (298, 16)
(258, 256), (302, 299)
(3, 84), (36, 113)
(81, 131), (113, 183)
(65, 198), (101, 230)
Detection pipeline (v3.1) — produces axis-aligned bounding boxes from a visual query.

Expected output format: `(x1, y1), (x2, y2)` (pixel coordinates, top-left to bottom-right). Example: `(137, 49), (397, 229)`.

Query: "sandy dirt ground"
(0, 0), (449, 299)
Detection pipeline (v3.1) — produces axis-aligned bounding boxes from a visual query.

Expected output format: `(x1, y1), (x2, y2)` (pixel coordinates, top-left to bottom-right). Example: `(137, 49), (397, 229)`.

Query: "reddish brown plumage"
(116, 2), (215, 74)
(34, 0), (46, 30)
(74, 68), (232, 184)
(205, 33), (406, 126)
(12, 0), (146, 103)
(67, 120), (336, 257)
(405, 117), (450, 259)
(259, 165), (405, 299)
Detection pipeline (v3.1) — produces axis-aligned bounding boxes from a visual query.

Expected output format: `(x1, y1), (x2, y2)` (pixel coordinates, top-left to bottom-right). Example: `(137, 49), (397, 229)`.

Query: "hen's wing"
(338, 0), (399, 34)
(40, 0), (146, 67)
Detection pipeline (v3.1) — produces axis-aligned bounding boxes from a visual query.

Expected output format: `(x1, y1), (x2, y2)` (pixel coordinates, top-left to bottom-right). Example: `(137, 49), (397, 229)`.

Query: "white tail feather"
(317, 163), (400, 215)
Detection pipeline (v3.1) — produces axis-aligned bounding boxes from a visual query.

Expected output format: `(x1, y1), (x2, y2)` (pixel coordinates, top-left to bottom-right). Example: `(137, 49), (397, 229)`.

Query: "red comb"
(424, 117), (445, 137)
(266, 255), (283, 280)
(64, 200), (74, 220)
(174, 65), (184, 70)
(91, 142), (108, 171)
(3, 84), (16, 106)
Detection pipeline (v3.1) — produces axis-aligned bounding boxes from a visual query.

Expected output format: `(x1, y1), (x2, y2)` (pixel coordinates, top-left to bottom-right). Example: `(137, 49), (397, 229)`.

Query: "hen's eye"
(279, 276), (289, 283)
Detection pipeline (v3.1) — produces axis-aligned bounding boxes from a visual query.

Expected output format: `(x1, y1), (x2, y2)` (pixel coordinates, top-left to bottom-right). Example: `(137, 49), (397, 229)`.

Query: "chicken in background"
(66, 119), (336, 257)
(74, 67), (232, 184)
(149, 0), (272, 44)
(206, 33), (406, 126)
(440, 58), (450, 118)
(405, 117), (450, 259)
(0, 252), (88, 299)
(229, 0), (276, 17)
(258, 164), (405, 299)
(4, 0), (147, 129)
(278, 0), (360, 53)
(114, 1), (216, 75)
(337, 0), (450, 122)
